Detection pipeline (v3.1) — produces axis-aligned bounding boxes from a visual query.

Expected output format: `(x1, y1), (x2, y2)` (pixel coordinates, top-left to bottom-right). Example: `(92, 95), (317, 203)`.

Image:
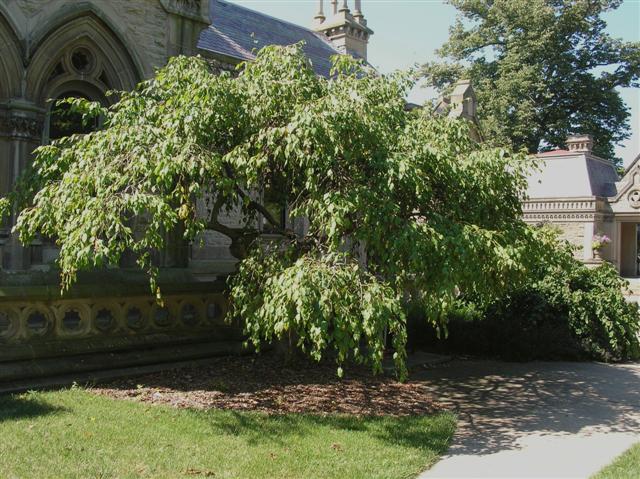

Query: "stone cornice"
(320, 24), (371, 43)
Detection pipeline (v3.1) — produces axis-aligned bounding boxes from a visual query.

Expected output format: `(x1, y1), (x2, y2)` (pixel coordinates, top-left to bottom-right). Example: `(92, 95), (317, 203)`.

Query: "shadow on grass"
(377, 414), (455, 451)
(203, 408), (454, 453)
(0, 394), (65, 423)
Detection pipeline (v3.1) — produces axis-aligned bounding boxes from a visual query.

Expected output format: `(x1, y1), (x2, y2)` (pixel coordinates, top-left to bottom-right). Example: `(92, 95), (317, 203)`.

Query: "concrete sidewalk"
(415, 360), (640, 478)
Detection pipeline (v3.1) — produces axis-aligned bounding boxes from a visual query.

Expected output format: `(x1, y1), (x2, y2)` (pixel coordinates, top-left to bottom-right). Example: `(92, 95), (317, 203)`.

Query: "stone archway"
(0, 9), (23, 100)
(25, 12), (143, 145)
(0, 11), (143, 270)
(26, 12), (141, 109)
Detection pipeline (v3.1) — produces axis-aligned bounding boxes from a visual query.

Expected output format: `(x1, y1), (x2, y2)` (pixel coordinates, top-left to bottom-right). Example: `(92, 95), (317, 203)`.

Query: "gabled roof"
(610, 152), (640, 202)
(197, 0), (341, 77)
(623, 152), (640, 176)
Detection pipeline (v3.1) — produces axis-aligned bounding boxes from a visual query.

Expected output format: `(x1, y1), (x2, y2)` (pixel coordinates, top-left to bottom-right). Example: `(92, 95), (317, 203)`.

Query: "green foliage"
(542, 262), (640, 361)
(423, 0), (640, 163)
(409, 297), (584, 361)
(1, 45), (552, 378)
(232, 248), (408, 378)
(481, 261), (640, 362)
(508, 234), (640, 361)
(414, 234), (640, 362)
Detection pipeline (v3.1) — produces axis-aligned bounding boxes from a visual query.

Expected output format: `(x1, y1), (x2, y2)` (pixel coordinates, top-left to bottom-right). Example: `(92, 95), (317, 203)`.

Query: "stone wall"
(552, 222), (586, 249)
(9, 0), (210, 77)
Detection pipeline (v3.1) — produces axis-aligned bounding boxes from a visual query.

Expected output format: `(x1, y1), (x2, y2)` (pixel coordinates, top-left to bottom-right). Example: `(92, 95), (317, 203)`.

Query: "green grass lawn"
(592, 443), (640, 479)
(0, 388), (455, 479)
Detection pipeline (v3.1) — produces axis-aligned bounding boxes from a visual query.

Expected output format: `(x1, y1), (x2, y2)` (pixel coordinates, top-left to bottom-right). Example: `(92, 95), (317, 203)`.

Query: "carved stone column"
(0, 99), (45, 270)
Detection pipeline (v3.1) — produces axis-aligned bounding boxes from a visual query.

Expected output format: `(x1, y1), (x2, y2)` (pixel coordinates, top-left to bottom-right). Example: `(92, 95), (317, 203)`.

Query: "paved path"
(414, 360), (640, 478)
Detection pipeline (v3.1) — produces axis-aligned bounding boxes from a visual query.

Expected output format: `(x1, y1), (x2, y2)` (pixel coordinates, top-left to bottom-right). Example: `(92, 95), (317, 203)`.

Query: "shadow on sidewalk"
(411, 360), (640, 456)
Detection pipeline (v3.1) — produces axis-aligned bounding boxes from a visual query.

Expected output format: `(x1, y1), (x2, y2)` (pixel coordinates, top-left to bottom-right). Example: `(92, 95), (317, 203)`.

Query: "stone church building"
(2, 0), (631, 384)
(0, 0), (374, 383)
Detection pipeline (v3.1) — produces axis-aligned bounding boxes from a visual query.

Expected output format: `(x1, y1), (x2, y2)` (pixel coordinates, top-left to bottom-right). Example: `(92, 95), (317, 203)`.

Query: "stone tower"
(313, 0), (373, 60)
(435, 79), (482, 141)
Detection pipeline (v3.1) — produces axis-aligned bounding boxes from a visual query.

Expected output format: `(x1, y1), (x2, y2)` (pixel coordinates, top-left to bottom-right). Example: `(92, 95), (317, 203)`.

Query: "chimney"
(313, 0), (373, 61)
(566, 134), (594, 153)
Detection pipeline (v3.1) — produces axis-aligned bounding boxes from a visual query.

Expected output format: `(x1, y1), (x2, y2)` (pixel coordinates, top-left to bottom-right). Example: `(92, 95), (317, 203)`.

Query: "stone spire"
(353, 0), (365, 24)
(449, 79), (477, 122)
(313, 0), (373, 61)
(314, 0), (326, 25)
(435, 79), (482, 141)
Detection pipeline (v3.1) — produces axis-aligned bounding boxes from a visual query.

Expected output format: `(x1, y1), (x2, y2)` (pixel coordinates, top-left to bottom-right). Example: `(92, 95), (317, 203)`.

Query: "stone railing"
(0, 269), (242, 373)
(0, 292), (228, 347)
(522, 198), (607, 223)
(522, 199), (596, 212)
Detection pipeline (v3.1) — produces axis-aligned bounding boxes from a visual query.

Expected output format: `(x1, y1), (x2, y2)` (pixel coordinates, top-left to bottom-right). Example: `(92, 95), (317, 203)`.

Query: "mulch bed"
(92, 354), (441, 417)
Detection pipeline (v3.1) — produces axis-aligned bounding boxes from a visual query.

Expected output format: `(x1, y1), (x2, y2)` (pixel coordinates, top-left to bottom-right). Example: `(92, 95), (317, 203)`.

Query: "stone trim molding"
(321, 23), (371, 42)
(523, 212), (601, 222)
(522, 195), (620, 224)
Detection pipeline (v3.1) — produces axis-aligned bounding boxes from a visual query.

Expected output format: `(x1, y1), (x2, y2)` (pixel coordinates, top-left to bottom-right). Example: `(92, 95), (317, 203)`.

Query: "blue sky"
(228, 0), (639, 165)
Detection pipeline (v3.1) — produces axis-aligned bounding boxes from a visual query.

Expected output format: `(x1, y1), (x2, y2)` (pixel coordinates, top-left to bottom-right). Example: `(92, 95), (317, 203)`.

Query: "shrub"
(555, 263), (640, 361)
(410, 261), (640, 362)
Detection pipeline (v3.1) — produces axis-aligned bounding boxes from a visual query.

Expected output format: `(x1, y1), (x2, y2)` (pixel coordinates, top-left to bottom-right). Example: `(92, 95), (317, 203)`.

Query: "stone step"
(0, 352), (249, 395)
(0, 339), (247, 390)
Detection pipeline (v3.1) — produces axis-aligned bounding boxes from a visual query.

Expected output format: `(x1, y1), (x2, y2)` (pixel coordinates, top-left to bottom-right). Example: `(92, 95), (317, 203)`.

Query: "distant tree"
(1, 45), (554, 378)
(423, 0), (640, 163)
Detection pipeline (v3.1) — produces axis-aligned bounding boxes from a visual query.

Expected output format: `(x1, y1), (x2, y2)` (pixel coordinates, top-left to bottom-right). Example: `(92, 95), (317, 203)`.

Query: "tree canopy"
(423, 0), (640, 163)
(1, 45), (555, 378)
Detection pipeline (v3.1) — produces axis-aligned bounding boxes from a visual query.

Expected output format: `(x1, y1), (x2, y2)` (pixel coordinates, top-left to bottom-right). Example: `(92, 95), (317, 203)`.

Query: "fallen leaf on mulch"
(91, 353), (440, 417)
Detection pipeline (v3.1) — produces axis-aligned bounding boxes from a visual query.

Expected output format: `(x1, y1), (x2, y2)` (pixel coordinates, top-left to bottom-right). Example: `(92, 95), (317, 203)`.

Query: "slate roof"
(197, 0), (341, 77)
(527, 150), (619, 198)
(537, 149), (573, 157)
